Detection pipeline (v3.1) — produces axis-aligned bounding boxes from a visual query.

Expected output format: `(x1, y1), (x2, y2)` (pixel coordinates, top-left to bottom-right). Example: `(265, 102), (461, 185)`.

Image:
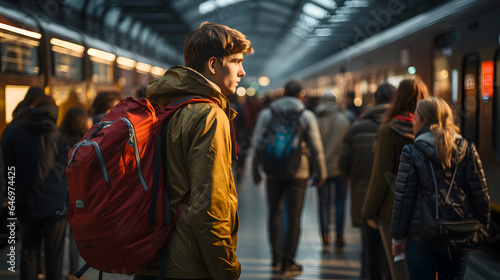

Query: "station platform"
(0, 161), (497, 279)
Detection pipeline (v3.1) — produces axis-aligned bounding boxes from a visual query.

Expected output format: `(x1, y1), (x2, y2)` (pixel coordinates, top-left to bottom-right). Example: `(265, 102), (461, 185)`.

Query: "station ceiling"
(6, 0), (452, 86)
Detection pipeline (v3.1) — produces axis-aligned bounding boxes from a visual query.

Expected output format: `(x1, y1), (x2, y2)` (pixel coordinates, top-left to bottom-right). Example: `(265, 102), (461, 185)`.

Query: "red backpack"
(66, 95), (212, 278)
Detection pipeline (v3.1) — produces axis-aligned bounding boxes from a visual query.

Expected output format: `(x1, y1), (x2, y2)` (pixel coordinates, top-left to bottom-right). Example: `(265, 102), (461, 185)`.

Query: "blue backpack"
(260, 107), (306, 178)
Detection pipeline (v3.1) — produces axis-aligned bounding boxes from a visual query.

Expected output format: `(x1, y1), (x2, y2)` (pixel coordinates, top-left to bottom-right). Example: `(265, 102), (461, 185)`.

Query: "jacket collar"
(414, 129), (467, 165)
(146, 65), (237, 121)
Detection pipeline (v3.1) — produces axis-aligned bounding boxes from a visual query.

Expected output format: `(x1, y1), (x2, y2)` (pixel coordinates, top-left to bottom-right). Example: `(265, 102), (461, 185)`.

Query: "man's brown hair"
(183, 22), (254, 72)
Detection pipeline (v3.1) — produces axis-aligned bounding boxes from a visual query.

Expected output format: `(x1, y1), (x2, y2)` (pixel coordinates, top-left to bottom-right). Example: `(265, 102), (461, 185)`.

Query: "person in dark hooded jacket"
(340, 82), (395, 280)
(391, 97), (490, 279)
(1, 95), (67, 280)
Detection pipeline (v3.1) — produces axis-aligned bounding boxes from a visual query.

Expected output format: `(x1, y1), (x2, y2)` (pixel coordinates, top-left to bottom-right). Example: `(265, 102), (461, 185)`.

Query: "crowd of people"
(249, 77), (490, 280)
(0, 21), (491, 280)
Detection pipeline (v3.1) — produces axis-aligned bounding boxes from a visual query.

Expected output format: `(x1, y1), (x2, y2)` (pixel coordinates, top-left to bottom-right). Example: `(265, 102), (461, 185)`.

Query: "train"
(0, 3), (173, 132)
(285, 0), (500, 253)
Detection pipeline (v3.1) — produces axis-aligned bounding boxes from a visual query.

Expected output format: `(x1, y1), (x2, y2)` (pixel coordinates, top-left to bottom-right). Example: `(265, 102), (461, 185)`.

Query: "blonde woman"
(391, 97), (490, 279)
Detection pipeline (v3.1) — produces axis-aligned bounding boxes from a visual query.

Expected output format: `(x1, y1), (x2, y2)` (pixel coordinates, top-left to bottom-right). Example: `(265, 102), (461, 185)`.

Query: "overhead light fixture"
(0, 22), (41, 39)
(199, 0), (245, 14)
(312, 0), (337, 10)
(344, 0), (369, 8)
(117, 56), (136, 69)
(151, 66), (165, 76)
(136, 62), (151, 73)
(302, 2), (328, 19)
(88, 48), (116, 62)
(50, 38), (84, 53)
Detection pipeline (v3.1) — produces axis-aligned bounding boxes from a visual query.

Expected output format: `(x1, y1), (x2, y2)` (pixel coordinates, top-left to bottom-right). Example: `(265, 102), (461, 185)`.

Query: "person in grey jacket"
(251, 80), (327, 276)
(339, 83), (395, 279)
(314, 91), (350, 248)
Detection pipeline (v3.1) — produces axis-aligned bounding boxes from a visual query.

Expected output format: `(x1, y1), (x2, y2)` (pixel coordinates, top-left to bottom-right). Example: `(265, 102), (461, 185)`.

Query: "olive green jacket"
(137, 66), (240, 280)
(362, 122), (414, 224)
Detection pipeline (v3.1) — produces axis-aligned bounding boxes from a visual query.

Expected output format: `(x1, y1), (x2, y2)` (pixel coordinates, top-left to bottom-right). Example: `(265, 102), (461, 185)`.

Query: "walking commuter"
(314, 91), (350, 248)
(134, 22), (253, 280)
(362, 78), (429, 280)
(2, 95), (68, 280)
(391, 97), (490, 279)
(339, 83), (395, 279)
(60, 106), (92, 279)
(251, 79), (327, 276)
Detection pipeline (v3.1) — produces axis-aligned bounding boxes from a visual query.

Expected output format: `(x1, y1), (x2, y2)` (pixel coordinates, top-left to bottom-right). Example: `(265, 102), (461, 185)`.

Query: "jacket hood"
(360, 104), (390, 125)
(146, 65), (237, 121)
(20, 104), (58, 133)
(314, 102), (342, 117)
(415, 130), (466, 165)
(269, 96), (305, 117)
(388, 113), (414, 139)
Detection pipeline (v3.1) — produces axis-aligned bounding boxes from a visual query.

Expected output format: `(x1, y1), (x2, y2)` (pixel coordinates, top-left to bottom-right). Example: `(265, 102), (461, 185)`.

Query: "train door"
(495, 49), (500, 160)
(461, 53), (480, 145)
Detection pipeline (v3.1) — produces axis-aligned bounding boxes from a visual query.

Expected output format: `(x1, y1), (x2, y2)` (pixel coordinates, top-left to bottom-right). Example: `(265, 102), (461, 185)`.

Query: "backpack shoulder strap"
(151, 95), (214, 224)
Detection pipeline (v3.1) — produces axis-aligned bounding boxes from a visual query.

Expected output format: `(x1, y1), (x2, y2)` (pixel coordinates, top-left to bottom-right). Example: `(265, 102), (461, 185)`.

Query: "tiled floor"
(236, 169), (362, 280)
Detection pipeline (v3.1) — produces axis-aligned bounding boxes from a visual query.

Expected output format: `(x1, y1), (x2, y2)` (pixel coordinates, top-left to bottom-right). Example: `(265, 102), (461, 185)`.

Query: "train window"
(50, 38), (84, 80)
(53, 52), (83, 80)
(494, 50), (500, 159)
(0, 34), (39, 75)
(91, 61), (113, 84)
(462, 53), (480, 145)
(88, 48), (115, 84)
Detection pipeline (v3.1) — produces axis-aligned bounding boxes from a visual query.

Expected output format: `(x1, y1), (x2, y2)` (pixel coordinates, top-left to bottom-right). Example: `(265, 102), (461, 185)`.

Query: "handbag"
(429, 161), (487, 253)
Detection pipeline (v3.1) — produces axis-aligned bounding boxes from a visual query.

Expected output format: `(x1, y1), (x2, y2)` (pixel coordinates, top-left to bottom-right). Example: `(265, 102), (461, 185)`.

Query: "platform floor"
(0, 161), (494, 279)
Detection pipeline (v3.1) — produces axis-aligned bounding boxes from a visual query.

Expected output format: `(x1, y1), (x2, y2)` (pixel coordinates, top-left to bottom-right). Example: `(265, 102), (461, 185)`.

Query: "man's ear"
(206, 57), (218, 75)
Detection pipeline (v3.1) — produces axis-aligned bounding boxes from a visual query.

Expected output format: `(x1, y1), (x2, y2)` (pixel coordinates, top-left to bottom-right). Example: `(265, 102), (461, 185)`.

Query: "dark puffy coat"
(339, 103), (390, 227)
(391, 131), (490, 252)
(1, 104), (67, 220)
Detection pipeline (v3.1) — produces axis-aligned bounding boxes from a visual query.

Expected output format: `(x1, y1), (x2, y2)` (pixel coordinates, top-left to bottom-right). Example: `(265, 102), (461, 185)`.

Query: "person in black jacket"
(391, 97), (490, 280)
(1, 95), (68, 280)
(340, 83), (395, 280)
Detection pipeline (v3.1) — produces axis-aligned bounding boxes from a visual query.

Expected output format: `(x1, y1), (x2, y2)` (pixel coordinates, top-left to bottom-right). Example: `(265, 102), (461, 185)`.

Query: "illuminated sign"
(481, 60), (494, 98)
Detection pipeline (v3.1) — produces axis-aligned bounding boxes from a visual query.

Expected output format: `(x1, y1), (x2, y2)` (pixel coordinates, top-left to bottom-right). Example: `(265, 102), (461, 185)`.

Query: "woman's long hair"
(61, 106), (91, 144)
(416, 97), (461, 169)
(382, 78), (429, 125)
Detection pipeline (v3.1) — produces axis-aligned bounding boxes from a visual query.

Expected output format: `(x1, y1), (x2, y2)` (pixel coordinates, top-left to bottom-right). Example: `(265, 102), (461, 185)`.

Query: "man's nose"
(238, 65), (246, 77)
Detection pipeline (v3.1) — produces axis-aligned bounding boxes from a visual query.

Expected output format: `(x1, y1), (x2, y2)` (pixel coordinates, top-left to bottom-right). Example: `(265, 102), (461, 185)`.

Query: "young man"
(135, 22), (253, 280)
(251, 80), (327, 276)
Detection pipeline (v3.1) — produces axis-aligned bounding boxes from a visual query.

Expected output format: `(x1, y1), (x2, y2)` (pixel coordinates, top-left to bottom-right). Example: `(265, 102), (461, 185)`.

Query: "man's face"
(212, 53), (246, 95)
